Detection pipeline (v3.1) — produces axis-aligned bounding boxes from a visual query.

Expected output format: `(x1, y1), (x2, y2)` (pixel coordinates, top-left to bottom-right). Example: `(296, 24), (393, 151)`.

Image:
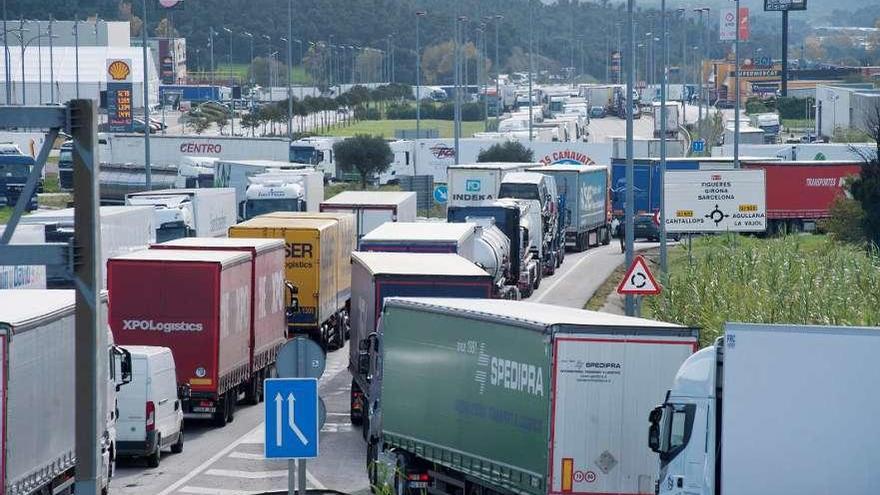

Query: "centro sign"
(180, 142), (222, 154)
(663, 170), (767, 233)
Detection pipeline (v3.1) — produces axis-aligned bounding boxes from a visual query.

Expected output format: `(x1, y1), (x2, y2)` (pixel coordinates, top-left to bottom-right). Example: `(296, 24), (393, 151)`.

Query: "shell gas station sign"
(106, 59), (134, 132)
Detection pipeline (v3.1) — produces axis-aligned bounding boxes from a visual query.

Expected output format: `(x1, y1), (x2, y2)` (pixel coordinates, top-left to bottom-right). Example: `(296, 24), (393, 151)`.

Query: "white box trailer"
(413, 138), (503, 182)
(320, 191), (417, 239)
(358, 221), (477, 260)
(125, 188), (236, 241)
(0, 224), (46, 289)
(20, 205), (155, 288)
(0, 290), (120, 495)
(214, 159), (313, 212)
(651, 322), (880, 495)
(99, 133), (291, 167)
(447, 162), (537, 208)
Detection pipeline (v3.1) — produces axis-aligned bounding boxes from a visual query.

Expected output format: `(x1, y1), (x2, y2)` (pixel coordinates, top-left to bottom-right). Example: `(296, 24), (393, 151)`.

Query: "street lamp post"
(494, 14), (503, 128)
(734, 0), (741, 169)
(415, 10), (426, 174)
(2, 0), (9, 104)
(243, 31), (254, 125)
(142, 0), (151, 189)
(223, 27), (235, 136)
(74, 18), (79, 99)
(528, 0), (533, 142)
(287, 0), (292, 140)
(625, 0), (635, 316)
(659, 0), (668, 276)
(49, 16), (54, 103)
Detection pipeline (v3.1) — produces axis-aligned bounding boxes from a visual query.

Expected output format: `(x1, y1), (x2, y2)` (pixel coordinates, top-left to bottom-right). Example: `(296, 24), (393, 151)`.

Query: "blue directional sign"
(265, 378), (319, 459)
(433, 184), (448, 204)
(692, 139), (706, 153)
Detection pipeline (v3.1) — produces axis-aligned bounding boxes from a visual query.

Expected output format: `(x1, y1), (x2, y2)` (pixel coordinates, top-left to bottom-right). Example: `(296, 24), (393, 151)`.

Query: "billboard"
(720, 8), (749, 41)
(106, 59), (133, 133)
(664, 170), (767, 233)
(764, 0), (807, 12)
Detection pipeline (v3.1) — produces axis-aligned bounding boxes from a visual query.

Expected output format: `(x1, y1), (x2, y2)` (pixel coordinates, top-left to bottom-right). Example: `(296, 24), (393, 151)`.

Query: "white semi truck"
(0, 290), (131, 495)
(98, 133), (291, 166)
(125, 188), (236, 242)
(242, 169), (325, 220)
(650, 322), (880, 495)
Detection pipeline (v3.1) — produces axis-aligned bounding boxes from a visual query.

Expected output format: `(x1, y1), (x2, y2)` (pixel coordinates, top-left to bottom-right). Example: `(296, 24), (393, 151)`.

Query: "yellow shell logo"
(108, 60), (131, 81)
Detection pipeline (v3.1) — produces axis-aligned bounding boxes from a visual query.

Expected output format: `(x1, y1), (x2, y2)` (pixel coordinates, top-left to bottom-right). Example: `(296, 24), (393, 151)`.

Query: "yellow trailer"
(263, 211), (355, 308)
(230, 216), (343, 348)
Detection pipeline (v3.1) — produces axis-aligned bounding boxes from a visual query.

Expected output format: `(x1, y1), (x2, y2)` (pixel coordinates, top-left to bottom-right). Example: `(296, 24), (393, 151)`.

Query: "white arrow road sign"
(265, 378), (319, 459)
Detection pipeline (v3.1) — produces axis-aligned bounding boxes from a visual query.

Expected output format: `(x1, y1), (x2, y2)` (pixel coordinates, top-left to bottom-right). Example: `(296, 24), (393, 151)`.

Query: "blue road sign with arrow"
(265, 378), (319, 459)
(433, 184), (448, 204)
(692, 139), (706, 153)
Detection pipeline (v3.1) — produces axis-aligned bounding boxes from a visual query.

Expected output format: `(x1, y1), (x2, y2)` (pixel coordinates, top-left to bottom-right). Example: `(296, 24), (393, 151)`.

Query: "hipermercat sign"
(663, 170), (766, 233)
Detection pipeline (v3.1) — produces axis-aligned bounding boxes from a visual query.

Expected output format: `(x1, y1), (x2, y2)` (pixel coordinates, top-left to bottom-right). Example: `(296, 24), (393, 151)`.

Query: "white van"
(117, 346), (184, 467)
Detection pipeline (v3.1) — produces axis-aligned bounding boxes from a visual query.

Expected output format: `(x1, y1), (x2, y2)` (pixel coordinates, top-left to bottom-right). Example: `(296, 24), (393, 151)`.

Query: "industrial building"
(815, 84), (880, 139)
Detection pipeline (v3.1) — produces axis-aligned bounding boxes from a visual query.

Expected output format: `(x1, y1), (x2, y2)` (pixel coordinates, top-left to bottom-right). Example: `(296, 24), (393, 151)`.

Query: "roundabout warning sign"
(663, 170), (767, 233)
(617, 256), (661, 296)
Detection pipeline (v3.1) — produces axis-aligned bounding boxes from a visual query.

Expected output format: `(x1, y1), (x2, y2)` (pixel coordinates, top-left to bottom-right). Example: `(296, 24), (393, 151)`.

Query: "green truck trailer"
(362, 298), (698, 495)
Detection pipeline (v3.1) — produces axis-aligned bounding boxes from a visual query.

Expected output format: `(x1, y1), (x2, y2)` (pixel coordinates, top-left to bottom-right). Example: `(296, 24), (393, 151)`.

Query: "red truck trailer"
(151, 237), (286, 404)
(741, 160), (862, 234)
(108, 249), (252, 427)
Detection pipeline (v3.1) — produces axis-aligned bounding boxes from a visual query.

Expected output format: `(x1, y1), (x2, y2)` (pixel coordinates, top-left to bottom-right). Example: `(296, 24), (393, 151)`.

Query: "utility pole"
(49, 16), (55, 103)
(287, 0), (293, 140)
(528, 0), (533, 142)
(74, 18), (80, 99)
(625, 0), (635, 317)
(142, 0), (151, 189)
(659, 0), (668, 276)
(415, 10), (426, 173)
(453, 6), (461, 164)
(694, 8), (705, 134)
(734, 0), (741, 169)
(495, 14), (502, 128)
(209, 27), (214, 87)
(781, 10), (789, 97)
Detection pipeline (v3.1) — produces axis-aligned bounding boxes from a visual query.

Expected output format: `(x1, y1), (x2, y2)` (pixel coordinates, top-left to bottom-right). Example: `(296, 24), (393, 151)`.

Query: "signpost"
(433, 184), (448, 204)
(269, 337), (327, 495)
(663, 170), (767, 233)
(106, 59), (133, 132)
(764, 1), (807, 96)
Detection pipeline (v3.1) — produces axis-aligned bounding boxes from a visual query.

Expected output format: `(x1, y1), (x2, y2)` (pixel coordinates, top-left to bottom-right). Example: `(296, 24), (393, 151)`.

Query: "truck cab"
(499, 172), (564, 274)
(290, 137), (340, 180)
(127, 194), (196, 242)
(243, 182), (306, 220)
(0, 153), (40, 211)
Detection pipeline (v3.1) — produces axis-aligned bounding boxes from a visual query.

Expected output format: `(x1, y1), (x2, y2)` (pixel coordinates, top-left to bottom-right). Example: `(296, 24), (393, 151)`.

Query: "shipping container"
(320, 191), (417, 239)
(20, 205), (155, 288)
(365, 298), (698, 495)
(0, 290), (119, 495)
(108, 249), (252, 426)
(740, 160), (862, 233)
(0, 224), (46, 289)
(651, 323), (880, 495)
(150, 237), (286, 403)
(348, 254), (494, 427)
(263, 211), (356, 311)
(229, 216), (346, 348)
(527, 164), (611, 250)
(358, 222), (476, 259)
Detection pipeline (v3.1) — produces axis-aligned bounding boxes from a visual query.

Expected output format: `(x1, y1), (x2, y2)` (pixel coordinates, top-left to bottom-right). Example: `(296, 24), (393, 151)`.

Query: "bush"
(819, 196), (866, 245)
(745, 97), (772, 114)
(477, 141), (534, 162)
(777, 97), (814, 120)
(355, 107), (381, 121)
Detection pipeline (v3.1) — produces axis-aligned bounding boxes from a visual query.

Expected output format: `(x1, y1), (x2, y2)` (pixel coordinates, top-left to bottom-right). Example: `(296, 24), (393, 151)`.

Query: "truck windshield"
(59, 150), (73, 166)
(499, 183), (540, 201)
(0, 161), (32, 180)
(290, 146), (319, 164)
(244, 199), (305, 219)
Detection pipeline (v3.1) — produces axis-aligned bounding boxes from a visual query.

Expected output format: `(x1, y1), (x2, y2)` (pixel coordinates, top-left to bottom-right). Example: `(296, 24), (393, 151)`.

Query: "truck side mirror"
(648, 405), (664, 453)
(114, 346), (132, 391)
(285, 281), (299, 316)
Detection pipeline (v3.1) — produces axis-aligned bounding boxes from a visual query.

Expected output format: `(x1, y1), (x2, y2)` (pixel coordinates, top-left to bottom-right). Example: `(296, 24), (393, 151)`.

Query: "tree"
(849, 102), (880, 249)
(154, 17), (179, 38)
(477, 141), (534, 163)
(333, 134), (393, 190)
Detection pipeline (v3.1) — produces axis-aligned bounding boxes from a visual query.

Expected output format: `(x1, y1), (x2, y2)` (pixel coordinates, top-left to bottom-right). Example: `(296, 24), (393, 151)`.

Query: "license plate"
(409, 482), (428, 489)
(192, 407), (215, 413)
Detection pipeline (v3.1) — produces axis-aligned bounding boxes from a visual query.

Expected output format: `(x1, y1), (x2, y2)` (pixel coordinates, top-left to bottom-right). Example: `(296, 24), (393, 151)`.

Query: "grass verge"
(644, 234), (880, 346)
(325, 119), (485, 139)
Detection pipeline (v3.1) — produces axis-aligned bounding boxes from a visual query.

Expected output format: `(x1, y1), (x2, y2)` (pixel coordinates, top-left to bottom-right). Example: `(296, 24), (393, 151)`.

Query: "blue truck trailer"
(609, 157), (748, 215)
(348, 251), (494, 429)
(528, 164), (611, 251)
(159, 85), (224, 104)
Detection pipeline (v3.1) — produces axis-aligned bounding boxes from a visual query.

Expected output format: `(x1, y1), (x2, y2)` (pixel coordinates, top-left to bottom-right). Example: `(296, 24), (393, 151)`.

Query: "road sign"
(433, 184), (448, 204)
(276, 336), (325, 379)
(617, 256), (661, 296)
(265, 378), (320, 459)
(663, 170), (767, 233)
(691, 139), (705, 153)
(720, 8), (737, 41)
(764, 0), (807, 12)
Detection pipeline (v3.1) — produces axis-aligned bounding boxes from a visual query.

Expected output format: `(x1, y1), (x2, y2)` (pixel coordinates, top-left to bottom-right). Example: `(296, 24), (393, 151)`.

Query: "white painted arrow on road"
(275, 392), (309, 447)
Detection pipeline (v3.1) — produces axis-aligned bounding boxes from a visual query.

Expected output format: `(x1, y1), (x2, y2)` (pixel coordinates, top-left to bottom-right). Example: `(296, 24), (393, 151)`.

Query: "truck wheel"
(350, 379), (364, 426)
(533, 267), (542, 290)
(171, 430), (184, 454)
(147, 435), (161, 468)
(226, 394), (236, 424)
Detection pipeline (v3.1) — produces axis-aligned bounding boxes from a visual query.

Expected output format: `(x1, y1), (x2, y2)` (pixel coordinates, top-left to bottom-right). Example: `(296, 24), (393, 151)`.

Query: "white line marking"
(326, 412), (349, 417)
(306, 468), (326, 490)
(204, 469), (288, 479)
(228, 451), (266, 460)
(178, 486), (266, 495)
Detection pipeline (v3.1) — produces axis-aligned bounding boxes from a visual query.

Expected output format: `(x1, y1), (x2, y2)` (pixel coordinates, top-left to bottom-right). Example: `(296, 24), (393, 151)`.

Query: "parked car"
(589, 105), (606, 118)
(149, 117), (168, 130)
(131, 118), (157, 134)
(116, 345), (184, 467)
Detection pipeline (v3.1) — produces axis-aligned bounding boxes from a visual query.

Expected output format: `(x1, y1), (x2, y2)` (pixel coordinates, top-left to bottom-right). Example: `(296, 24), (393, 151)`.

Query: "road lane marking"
(228, 451), (266, 460)
(321, 422), (352, 433)
(179, 487), (266, 495)
(205, 469), (288, 479)
(534, 246), (610, 302)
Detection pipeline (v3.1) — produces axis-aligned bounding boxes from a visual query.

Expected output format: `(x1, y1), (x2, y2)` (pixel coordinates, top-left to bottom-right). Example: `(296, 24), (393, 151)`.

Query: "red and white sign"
(739, 8), (750, 41)
(652, 210), (660, 227)
(721, 7), (749, 41)
(617, 255), (661, 296)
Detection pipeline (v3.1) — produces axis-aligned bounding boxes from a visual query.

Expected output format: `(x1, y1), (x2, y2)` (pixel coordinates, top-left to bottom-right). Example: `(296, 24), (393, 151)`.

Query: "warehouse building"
(816, 84), (880, 139)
